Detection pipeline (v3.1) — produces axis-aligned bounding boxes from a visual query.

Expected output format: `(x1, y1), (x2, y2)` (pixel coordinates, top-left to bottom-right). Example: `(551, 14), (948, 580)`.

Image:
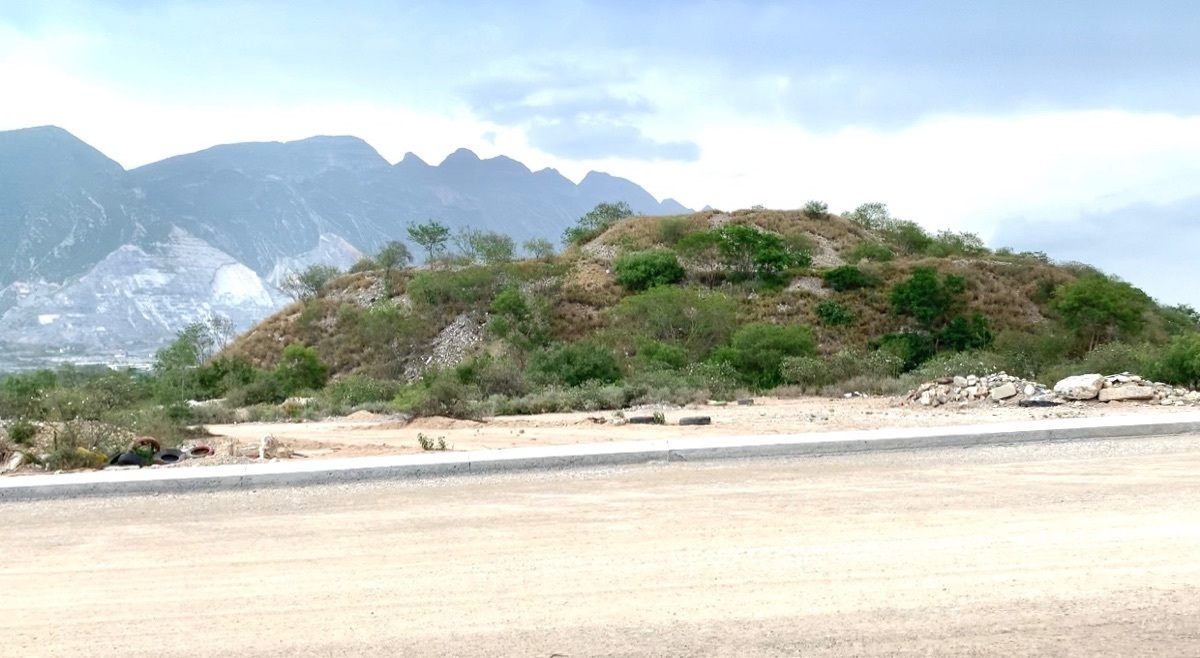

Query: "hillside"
(0, 126), (688, 363)
(215, 204), (1199, 417)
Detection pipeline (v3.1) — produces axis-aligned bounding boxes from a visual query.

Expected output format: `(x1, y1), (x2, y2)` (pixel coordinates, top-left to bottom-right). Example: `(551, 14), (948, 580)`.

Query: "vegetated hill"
(218, 204), (1200, 417)
(0, 126), (687, 363)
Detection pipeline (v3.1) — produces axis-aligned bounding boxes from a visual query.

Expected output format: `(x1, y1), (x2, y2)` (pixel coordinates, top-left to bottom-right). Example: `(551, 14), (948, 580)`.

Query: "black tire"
(678, 416), (711, 426)
(1018, 400), (1062, 408)
(627, 416), (656, 424)
(153, 449), (185, 465)
(736, 398), (754, 406)
(114, 451), (144, 467)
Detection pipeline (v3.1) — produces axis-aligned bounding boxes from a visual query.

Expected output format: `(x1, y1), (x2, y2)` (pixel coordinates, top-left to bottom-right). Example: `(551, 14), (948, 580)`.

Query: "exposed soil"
(197, 395), (1200, 461)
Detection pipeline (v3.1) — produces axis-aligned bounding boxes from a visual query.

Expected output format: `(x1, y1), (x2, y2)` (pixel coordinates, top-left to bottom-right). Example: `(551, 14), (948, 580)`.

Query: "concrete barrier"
(4, 412), (1200, 501)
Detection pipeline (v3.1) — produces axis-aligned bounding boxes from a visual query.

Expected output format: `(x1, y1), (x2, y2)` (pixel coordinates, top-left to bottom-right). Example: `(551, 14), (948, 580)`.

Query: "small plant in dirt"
(651, 411), (666, 425)
(416, 433), (449, 451)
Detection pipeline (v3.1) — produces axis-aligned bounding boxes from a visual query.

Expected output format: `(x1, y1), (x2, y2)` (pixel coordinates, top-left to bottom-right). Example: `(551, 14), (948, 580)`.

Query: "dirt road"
(2, 436), (1200, 657)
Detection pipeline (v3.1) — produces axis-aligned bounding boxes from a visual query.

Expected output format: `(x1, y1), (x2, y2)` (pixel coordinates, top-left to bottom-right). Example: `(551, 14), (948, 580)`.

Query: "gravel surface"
(2, 435), (1200, 656)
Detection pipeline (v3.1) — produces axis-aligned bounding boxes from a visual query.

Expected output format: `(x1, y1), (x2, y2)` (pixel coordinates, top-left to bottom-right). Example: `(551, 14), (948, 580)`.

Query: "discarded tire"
(132, 436), (162, 452)
(627, 416), (657, 424)
(736, 398), (755, 406)
(113, 451), (144, 467)
(187, 445), (214, 458)
(678, 416), (711, 426)
(153, 449), (185, 465)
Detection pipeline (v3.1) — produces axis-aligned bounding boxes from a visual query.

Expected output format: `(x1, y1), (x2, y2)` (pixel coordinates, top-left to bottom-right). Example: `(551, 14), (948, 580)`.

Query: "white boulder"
(1053, 374), (1106, 400)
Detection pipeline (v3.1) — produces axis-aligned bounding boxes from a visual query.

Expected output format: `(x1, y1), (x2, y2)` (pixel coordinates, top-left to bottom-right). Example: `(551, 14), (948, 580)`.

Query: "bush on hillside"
(531, 342), (623, 387)
(846, 242), (894, 263)
(613, 250), (685, 291)
(1152, 333), (1200, 388)
(613, 286), (738, 359)
(274, 344), (330, 395)
(815, 299), (856, 327)
(711, 323), (816, 389)
(822, 265), (880, 292)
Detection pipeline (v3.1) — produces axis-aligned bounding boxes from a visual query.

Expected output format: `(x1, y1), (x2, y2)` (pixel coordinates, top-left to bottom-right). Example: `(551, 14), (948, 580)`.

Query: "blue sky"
(2, 1), (1200, 304)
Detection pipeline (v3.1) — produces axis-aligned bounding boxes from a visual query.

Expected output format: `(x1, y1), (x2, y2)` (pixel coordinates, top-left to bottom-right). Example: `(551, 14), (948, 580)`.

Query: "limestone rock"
(1053, 374), (1105, 400)
(1098, 385), (1156, 402)
(990, 383), (1018, 400)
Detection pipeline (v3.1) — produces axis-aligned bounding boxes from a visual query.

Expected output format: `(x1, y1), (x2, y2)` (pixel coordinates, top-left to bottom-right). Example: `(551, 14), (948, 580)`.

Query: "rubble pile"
(905, 372), (1053, 408)
(906, 371), (1200, 408)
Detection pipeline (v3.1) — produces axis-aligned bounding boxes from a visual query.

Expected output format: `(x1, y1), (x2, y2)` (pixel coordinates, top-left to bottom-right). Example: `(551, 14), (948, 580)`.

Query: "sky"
(2, 0), (1199, 305)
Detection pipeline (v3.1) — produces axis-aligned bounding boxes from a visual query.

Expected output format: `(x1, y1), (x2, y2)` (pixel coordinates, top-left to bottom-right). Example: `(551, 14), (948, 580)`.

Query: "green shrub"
(815, 300), (856, 327)
(563, 201), (633, 245)
(872, 332), (937, 372)
(1074, 342), (1157, 378)
(780, 355), (829, 388)
(323, 375), (398, 408)
(655, 217), (695, 245)
(846, 242), (894, 263)
(532, 342), (623, 387)
(711, 323), (816, 389)
(880, 220), (933, 255)
(407, 266), (504, 313)
(613, 286), (738, 359)
(1151, 333), (1200, 388)
(938, 313), (994, 352)
(5, 419), (37, 445)
(682, 361), (742, 400)
(925, 230), (988, 258)
(889, 267), (966, 331)
(274, 344), (329, 395)
(634, 340), (689, 371)
(822, 265), (879, 292)
(991, 330), (1074, 380)
(613, 250), (685, 291)
(225, 374), (286, 407)
(910, 351), (1010, 380)
(0, 369), (57, 419)
(802, 200), (829, 219)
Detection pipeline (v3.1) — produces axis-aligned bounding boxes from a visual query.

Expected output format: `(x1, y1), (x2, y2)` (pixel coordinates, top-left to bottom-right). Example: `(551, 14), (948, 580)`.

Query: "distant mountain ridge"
(0, 126), (691, 365)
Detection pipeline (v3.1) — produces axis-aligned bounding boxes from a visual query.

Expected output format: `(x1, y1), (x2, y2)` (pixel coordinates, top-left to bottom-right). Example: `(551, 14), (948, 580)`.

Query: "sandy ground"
(199, 395), (1200, 460)
(2, 436), (1199, 656)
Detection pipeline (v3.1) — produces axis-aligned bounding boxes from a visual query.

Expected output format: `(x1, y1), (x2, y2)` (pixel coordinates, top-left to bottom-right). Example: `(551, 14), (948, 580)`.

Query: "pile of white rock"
(906, 371), (1200, 408)
(905, 372), (1054, 408)
(1054, 373), (1200, 406)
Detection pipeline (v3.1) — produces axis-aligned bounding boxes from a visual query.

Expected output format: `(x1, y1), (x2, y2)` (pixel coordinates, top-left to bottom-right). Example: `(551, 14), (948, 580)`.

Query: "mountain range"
(0, 126), (688, 368)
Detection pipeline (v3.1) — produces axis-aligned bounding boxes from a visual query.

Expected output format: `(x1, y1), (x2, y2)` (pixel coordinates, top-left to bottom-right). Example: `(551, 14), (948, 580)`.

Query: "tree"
(522, 237), (556, 260)
(712, 224), (809, 281)
(846, 202), (892, 229)
(207, 314), (237, 354)
(455, 228), (515, 264)
(1056, 274), (1152, 351)
(375, 240), (413, 274)
(280, 264), (341, 301)
(562, 201), (633, 245)
(407, 219), (451, 266)
(889, 267), (966, 332)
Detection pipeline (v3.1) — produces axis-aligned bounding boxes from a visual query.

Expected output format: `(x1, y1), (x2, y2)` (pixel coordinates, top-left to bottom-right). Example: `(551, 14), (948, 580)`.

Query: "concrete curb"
(4, 411), (1200, 501)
